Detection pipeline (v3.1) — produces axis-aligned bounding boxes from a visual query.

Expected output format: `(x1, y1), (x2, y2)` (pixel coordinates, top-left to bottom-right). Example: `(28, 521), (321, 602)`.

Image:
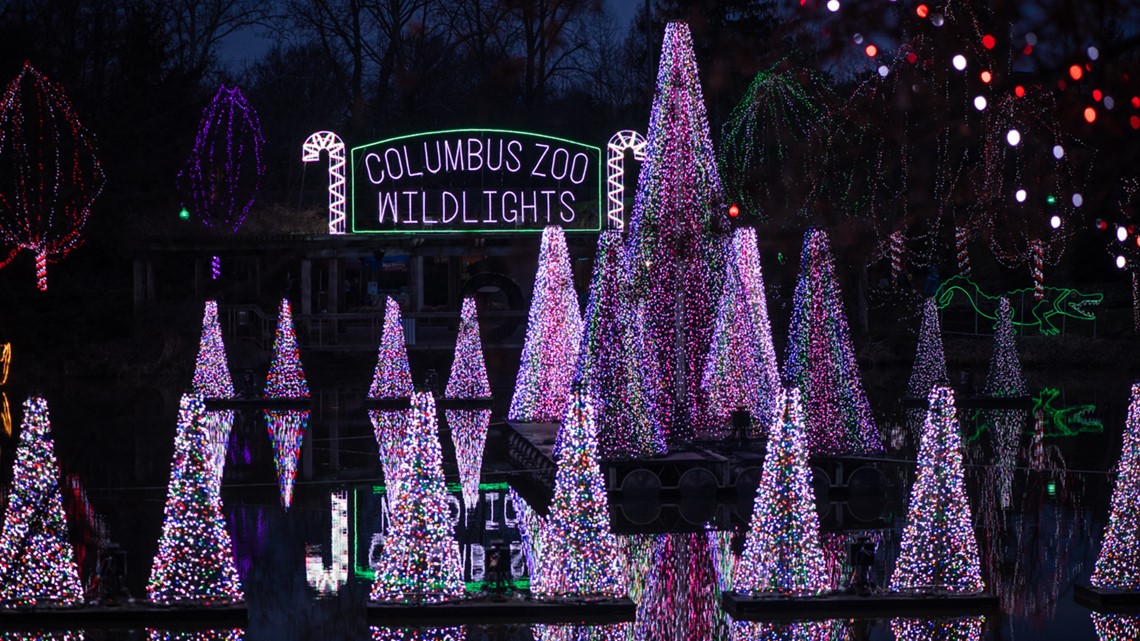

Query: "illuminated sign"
(350, 129), (602, 233)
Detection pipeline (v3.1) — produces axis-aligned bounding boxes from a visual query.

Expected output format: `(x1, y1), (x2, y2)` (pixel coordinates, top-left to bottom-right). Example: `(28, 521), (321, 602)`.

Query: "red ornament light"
(916, 4), (929, 18)
(1094, 89), (1103, 101)
(1131, 115), (1140, 129)
(1015, 86), (1026, 98)
(980, 70), (992, 84)
(1070, 65), (1084, 80)
(1132, 96), (1140, 109)
(1023, 44), (1033, 56)
(906, 52), (918, 64)
(865, 44), (878, 57)
(729, 204), (740, 218)
(982, 34), (996, 49)
(1085, 107), (1097, 123)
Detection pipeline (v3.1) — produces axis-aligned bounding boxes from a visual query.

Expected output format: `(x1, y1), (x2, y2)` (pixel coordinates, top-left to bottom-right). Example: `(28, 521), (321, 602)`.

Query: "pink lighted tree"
(0, 62), (105, 291)
(192, 300), (236, 484)
(444, 298), (492, 510)
(368, 297), (414, 484)
(264, 298), (310, 509)
(1092, 383), (1140, 589)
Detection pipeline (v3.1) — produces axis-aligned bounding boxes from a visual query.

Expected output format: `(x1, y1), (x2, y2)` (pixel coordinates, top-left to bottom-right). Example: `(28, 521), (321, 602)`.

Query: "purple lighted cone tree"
(634, 533), (727, 641)
(0, 397), (83, 605)
(1091, 383), (1140, 589)
(148, 394), (243, 604)
(532, 387), (625, 599)
(177, 85), (265, 279)
(906, 299), (950, 445)
(369, 297), (414, 484)
(264, 299), (310, 509)
(624, 22), (726, 445)
(445, 298), (492, 510)
(890, 386), (985, 594)
(371, 392), (464, 603)
(577, 230), (664, 457)
(985, 297), (1028, 508)
(783, 229), (880, 454)
(734, 387), (829, 595)
(702, 227), (781, 438)
(192, 300), (236, 484)
(0, 62), (105, 291)
(509, 226), (583, 423)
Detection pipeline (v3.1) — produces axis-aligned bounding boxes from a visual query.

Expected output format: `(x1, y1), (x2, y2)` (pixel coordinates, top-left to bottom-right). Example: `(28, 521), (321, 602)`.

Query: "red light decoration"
(1132, 96), (1139, 109)
(1085, 107), (1097, 123)
(906, 52), (918, 64)
(982, 34), (996, 49)
(1015, 86), (1026, 98)
(1094, 89), (1104, 101)
(865, 44), (878, 57)
(980, 71), (992, 84)
(1023, 44), (1033, 56)
(1131, 116), (1140, 129)
(1070, 65), (1084, 81)
(916, 4), (928, 18)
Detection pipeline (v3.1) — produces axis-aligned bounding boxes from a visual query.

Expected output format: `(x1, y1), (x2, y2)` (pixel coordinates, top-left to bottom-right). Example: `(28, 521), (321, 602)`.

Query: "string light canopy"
(445, 298), (492, 510)
(0, 396), (83, 606)
(624, 21), (726, 445)
(0, 62), (105, 291)
(1091, 383), (1140, 589)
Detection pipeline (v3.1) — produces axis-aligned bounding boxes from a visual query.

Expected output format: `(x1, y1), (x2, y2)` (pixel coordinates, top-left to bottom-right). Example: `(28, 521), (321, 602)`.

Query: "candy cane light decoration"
(302, 131), (347, 235)
(606, 130), (647, 230)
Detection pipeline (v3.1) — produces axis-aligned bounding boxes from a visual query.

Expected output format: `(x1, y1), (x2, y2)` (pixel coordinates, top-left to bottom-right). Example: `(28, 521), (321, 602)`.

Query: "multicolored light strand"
(890, 617), (985, 641)
(623, 21), (726, 444)
(301, 131), (346, 234)
(890, 386), (985, 594)
(1091, 383), (1140, 589)
(148, 394), (243, 605)
(783, 229), (880, 454)
(370, 392), (464, 603)
(264, 299), (309, 399)
(0, 62), (105, 291)
(0, 397), (83, 606)
(532, 388), (625, 599)
(444, 298), (492, 510)
(576, 230), (664, 457)
(509, 226), (582, 423)
(734, 387), (829, 595)
(191, 300), (235, 484)
(369, 297), (414, 485)
(531, 624), (631, 641)
(702, 227), (781, 438)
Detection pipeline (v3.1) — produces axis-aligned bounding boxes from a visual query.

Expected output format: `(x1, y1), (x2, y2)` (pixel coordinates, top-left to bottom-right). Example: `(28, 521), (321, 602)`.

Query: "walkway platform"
(367, 596), (636, 625)
(722, 590), (999, 621)
(1074, 584), (1140, 612)
(0, 602), (247, 630)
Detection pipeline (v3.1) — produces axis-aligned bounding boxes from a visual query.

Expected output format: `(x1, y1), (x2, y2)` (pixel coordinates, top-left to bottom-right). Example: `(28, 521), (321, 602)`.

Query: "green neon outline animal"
(1032, 387), (1102, 437)
(934, 274), (1102, 336)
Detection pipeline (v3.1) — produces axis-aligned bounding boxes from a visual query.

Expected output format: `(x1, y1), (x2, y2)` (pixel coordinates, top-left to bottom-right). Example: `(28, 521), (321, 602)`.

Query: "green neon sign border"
(349, 128), (604, 235)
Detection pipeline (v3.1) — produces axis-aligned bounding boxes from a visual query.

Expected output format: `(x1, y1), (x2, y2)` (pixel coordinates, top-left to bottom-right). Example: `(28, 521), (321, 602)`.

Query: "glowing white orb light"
(827, 0), (840, 11)
(1072, 193), (1084, 207)
(1050, 215), (1062, 229)
(1015, 189), (1027, 202)
(952, 54), (967, 71)
(1105, 96), (1115, 110)
(1118, 226), (1129, 242)
(973, 95), (987, 111)
(1117, 255), (1127, 269)
(878, 65), (890, 77)
(1088, 46), (1100, 60)
(1006, 129), (1021, 146)
(931, 13), (944, 26)
(1053, 145), (1064, 159)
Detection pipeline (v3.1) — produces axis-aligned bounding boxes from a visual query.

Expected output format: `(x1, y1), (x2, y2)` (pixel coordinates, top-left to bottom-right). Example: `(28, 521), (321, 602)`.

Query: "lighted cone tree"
(784, 229), (880, 454)
(733, 387), (829, 595)
(702, 227), (781, 438)
(532, 387), (625, 599)
(0, 397), (82, 606)
(1091, 383), (1140, 589)
(509, 226), (582, 423)
(177, 85), (265, 279)
(634, 533), (726, 641)
(148, 394), (243, 604)
(369, 297), (414, 484)
(731, 620), (847, 641)
(577, 230), (664, 457)
(890, 617), (985, 641)
(264, 299), (310, 509)
(0, 62), (105, 291)
(371, 392), (464, 602)
(624, 22), (726, 444)
(531, 624), (630, 641)
(906, 299), (950, 445)
(192, 300), (236, 483)
(890, 386), (985, 594)
(369, 627), (465, 641)
(1092, 613), (1140, 641)
(444, 298), (492, 510)
(985, 297), (1028, 508)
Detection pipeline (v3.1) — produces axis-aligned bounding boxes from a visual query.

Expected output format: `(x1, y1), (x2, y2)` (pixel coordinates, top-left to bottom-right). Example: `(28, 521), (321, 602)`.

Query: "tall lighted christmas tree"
(0, 396), (83, 606)
(148, 394), (243, 604)
(509, 226), (582, 423)
(623, 22), (726, 444)
(783, 229), (880, 454)
(532, 387), (625, 599)
(890, 386), (984, 594)
(985, 297), (1028, 508)
(371, 392), (464, 602)
(906, 299), (950, 445)
(577, 230), (664, 457)
(734, 387), (829, 595)
(634, 533), (726, 641)
(264, 298), (310, 509)
(1092, 383), (1140, 589)
(445, 298), (492, 510)
(702, 227), (780, 438)
(368, 297), (414, 484)
(192, 300), (236, 482)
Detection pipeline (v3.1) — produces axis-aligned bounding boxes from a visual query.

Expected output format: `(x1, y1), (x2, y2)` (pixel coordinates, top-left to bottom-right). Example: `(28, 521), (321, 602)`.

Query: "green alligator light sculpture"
(933, 274), (1102, 335)
(966, 387), (1102, 441)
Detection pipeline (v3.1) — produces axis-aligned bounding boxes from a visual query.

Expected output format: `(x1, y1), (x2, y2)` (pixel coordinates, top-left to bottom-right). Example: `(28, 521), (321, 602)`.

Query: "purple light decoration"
(906, 298), (950, 446)
(1092, 383), (1140, 589)
(191, 300), (235, 485)
(633, 533), (729, 641)
(702, 227), (780, 438)
(368, 297), (414, 485)
(444, 298), (492, 510)
(783, 229), (880, 454)
(577, 230), (664, 457)
(623, 22), (726, 445)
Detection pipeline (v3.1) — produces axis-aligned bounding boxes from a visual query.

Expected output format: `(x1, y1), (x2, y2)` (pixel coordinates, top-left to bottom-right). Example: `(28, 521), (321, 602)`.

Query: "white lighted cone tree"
(0, 397), (83, 606)
(733, 387), (829, 595)
(370, 392), (464, 602)
(368, 297), (414, 484)
(148, 394), (243, 604)
(532, 387), (625, 599)
(890, 386), (985, 594)
(192, 300), (236, 484)
(445, 298), (492, 510)
(509, 226), (583, 423)
(1091, 383), (1140, 589)
(702, 227), (781, 438)
(985, 297), (1028, 508)
(905, 299), (950, 447)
